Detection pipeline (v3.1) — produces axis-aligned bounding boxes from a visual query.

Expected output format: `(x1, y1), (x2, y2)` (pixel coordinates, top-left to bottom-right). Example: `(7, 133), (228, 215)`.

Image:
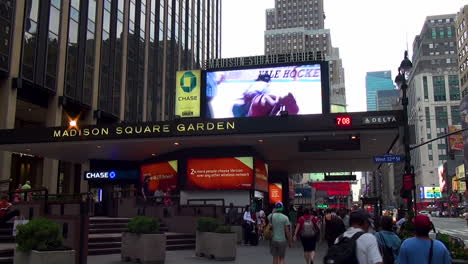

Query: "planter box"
(121, 232), (166, 264)
(453, 259), (468, 264)
(195, 231), (206, 257)
(230, 226), (243, 244)
(196, 232), (236, 261)
(14, 248), (75, 264)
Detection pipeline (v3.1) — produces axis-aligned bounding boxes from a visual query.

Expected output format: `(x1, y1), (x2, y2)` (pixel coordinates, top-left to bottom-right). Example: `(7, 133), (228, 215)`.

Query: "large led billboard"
(187, 157), (254, 190)
(269, 183), (283, 204)
(423, 187), (442, 198)
(254, 159), (268, 192)
(206, 64), (323, 118)
(140, 161), (178, 192)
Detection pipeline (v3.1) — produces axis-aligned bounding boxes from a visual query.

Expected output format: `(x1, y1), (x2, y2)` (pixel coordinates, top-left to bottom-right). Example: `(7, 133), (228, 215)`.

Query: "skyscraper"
(456, 5), (468, 96)
(264, 0), (346, 110)
(376, 90), (400, 111)
(365, 71), (394, 111)
(0, 0), (221, 194)
(408, 14), (460, 189)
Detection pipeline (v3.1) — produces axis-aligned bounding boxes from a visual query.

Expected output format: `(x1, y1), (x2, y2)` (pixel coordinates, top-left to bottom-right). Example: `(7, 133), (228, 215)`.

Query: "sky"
(221, 0), (467, 112)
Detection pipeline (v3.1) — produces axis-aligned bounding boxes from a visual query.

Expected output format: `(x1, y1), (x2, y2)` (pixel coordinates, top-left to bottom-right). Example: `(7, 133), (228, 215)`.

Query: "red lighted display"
(335, 116), (352, 127)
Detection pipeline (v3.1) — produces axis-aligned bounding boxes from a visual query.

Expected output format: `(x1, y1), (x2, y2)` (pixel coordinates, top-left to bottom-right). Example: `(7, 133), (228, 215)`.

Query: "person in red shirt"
(0, 194), (19, 224)
(294, 208), (320, 264)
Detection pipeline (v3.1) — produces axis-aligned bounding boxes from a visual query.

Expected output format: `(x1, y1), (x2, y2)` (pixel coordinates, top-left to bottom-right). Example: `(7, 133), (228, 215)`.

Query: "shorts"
(270, 241), (287, 257)
(300, 236), (316, 252)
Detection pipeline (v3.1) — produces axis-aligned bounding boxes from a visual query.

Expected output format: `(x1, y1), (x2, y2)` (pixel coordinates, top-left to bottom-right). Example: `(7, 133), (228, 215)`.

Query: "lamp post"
(395, 51), (416, 214)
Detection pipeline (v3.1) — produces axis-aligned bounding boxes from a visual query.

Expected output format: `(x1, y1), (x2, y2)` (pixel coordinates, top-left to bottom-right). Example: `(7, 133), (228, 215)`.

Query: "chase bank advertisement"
(206, 64), (322, 118)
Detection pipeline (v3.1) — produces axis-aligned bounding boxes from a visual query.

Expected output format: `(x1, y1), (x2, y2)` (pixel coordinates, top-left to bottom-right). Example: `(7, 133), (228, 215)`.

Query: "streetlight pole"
(395, 51), (416, 215)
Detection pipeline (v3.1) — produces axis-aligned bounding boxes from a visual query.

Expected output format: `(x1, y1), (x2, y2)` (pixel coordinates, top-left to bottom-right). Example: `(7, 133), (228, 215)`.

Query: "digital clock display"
(335, 116), (352, 127)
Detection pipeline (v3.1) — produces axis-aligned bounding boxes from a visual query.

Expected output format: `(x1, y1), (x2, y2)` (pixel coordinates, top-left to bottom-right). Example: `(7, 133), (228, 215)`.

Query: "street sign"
(373, 154), (404, 163)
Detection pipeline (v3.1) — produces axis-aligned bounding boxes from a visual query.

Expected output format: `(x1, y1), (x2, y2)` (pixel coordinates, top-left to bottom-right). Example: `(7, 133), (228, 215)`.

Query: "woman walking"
(294, 208), (319, 264)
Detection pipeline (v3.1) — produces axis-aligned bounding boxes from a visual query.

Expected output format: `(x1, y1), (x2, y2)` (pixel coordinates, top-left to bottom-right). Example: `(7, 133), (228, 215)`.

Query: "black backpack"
(377, 233), (395, 264)
(324, 231), (365, 264)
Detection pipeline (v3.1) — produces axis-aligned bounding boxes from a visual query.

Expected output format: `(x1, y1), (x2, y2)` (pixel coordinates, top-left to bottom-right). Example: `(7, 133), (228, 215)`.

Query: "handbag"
(264, 213), (275, 240)
(13, 217), (29, 236)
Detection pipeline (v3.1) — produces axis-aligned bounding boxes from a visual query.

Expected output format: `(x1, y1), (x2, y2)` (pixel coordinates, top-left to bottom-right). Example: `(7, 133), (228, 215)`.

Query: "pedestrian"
(242, 205), (256, 245)
(21, 181), (31, 201)
(289, 205), (297, 233)
(463, 210), (468, 227)
(324, 209), (383, 264)
(0, 194), (20, 224)
(398, 214), (451, 264)
(257, 208), (266, 240)
(294, 208), (319, 264)
(268, 202), (292, 264)
(338, 208), (350, 229)
(226, 203), (238, 225)
(396, 212), (409, 233)
(153, 188), (163, 204)
(375, 216), (401, 264)
(13, 184), (22, 202)
(324, 210), (346, 247)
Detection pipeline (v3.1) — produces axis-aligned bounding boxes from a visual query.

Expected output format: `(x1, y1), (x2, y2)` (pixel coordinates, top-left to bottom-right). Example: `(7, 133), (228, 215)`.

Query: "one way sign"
(373, 155), (404, 163)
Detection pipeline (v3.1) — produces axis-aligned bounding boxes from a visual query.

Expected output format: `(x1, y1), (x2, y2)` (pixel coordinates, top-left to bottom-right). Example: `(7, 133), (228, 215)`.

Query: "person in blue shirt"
(375, 216), (401, 264)
(398, 214), (451, 264)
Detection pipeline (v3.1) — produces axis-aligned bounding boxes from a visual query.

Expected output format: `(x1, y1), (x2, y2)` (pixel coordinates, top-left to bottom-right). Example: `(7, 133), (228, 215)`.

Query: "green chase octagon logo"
(180, 71), (197, 93)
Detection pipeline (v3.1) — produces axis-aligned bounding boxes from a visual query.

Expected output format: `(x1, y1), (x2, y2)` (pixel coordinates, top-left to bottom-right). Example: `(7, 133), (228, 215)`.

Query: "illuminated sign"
(254, 159), (269, 192)
(205, 51), (321, 69)
(141, 161), (178, 192)
(423, 187), (442, 199)
(187, 157), (254, 190)
(269, 183), (283, 204)
(335, 116), (352, 127)
(362, 115), (397, 125)
(83, 170), (138, 181)
(175, 70), (201, 118)
(317, 204), (328, 208)
(206, 64), (322, 118)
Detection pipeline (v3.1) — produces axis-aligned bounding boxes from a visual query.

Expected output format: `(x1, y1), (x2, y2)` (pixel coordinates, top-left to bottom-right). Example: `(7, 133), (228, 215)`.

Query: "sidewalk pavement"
(88, 240), (328, 264)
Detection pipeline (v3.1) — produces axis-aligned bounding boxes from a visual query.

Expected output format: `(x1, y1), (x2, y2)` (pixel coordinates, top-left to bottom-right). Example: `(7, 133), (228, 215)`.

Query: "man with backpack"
(375, 216), (401, 264)
(267, 202), (292, 264)
(324, 209), (383, 264)
(398, 214), (451, 264)
(294, 208), (319, 264)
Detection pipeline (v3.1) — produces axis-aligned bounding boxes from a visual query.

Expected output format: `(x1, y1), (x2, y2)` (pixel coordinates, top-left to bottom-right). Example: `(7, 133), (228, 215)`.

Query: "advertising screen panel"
(438, 163), (447, 192)
(187, 157), (254, 190)
(175, 70), (201, 118)
(206, 64), (322, 118)
(269, 183), (283, 204)
(254, 159), (268, 192)
(140, 161), (178, 192)
(448, 125), (463, 151)
(423, 187), (442, 198)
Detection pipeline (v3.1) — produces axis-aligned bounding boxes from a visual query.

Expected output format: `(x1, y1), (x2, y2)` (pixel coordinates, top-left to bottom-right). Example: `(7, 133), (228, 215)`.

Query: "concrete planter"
(196, 232), (236, 261)
(230, 226), (243, 244)
(121, 232), (166, 264)
(195, 231), (207, 257)
(121, 233), (139, 261)
(14, 248), (75, 264)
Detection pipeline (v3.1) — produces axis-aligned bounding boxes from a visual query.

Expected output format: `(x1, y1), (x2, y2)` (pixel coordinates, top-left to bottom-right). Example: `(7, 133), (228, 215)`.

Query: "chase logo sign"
(175, 70), (201, 118)
(84, 171), (116, 180)
(180, 71), (197, 93)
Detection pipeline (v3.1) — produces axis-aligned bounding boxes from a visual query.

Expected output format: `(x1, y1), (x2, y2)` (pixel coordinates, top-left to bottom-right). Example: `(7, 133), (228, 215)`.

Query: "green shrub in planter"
(214, 225), (232, 233)
(197, 217), (220, 232)
(16, 218), (64, 252)
(127, 216), (160, 234)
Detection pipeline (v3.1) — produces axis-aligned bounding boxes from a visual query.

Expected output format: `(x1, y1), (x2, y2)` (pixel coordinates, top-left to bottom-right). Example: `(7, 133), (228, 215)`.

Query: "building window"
(423, 76), (429, 99)
(431, 28), (437, 38)
(435, 106), (448, 136)
(433, 76), (446, 101)
(425, 107), (431, 129)
(451, 106), (461, 125)
(0, 0), (15, 72)
(448, 75), (460, 101)
(447, 26), (452, 37)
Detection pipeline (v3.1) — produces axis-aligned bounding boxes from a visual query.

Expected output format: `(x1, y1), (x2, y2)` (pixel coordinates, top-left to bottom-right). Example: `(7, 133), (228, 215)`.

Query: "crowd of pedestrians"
(234, 203), (453, 264)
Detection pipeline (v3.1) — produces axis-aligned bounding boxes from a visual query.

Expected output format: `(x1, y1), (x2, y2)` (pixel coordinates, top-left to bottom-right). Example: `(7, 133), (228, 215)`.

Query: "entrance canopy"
(0, 111), (403, 173)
